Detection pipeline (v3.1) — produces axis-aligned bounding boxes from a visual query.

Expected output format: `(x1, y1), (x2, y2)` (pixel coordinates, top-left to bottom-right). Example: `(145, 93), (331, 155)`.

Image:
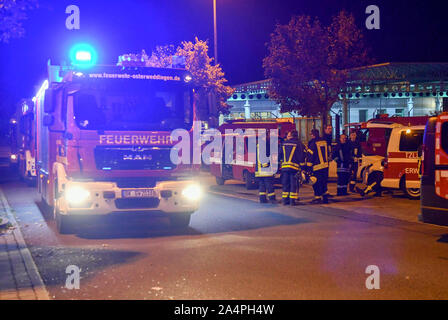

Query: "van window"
(399, 130), (424, 151)
(442, 122), (448, 154)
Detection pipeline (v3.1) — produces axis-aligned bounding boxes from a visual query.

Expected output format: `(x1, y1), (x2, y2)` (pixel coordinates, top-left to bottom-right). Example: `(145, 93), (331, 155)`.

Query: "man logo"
(65, 265), (81, 290)
(123, 154), (152, 161)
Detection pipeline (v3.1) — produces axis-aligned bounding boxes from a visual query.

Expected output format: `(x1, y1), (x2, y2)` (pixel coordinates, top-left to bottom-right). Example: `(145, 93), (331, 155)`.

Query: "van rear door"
(435, 114), (448, 199)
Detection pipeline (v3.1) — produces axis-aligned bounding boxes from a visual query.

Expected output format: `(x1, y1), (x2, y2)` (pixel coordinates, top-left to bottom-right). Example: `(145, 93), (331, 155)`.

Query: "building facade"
(225, 63), (448, 132)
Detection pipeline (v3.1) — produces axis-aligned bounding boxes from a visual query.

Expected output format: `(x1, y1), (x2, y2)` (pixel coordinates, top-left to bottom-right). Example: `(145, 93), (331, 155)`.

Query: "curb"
(0, 188), (50, 300)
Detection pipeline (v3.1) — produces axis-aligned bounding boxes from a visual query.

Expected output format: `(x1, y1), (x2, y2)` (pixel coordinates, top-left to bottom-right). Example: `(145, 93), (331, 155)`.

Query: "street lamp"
(213, 0), (218, 65)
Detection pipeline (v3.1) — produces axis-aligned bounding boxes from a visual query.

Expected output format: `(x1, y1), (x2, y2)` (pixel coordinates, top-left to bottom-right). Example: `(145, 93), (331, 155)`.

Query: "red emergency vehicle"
(347, 115), (429, 157)
(420, 113), (448, 225)
(34, 56), (201, 233)
(11, 99), (36, 185)
(210, 120), (295, 189)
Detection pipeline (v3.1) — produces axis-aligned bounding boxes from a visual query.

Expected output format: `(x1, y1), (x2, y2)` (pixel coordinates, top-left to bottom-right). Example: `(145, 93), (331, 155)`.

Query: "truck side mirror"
(43, 115), (54, 126)
(44, 89), (54, 113)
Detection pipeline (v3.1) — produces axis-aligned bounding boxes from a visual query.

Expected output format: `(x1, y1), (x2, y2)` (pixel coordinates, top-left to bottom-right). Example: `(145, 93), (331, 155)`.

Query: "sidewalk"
(0, 188), (49, 300)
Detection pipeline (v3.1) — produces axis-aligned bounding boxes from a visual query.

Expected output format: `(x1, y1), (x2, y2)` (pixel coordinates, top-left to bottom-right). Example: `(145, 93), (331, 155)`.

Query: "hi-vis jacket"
(279, 138), (306, 171)
(255, 141), (277, 177)
(306, 138), (329, 171)
(333, 142), (353, 172)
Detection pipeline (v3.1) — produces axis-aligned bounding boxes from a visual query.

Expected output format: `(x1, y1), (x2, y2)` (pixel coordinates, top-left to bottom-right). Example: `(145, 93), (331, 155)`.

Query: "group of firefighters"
(255, 124), (376, 205)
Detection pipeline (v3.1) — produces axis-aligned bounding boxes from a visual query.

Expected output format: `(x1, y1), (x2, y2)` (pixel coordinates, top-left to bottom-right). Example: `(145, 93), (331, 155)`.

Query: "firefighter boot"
(322, 194), (329, 204)
(259, 195), (268, 203)
(310, 197), (322, 204)
(355, 186), (365, 197)
(349, 182), (356, 193)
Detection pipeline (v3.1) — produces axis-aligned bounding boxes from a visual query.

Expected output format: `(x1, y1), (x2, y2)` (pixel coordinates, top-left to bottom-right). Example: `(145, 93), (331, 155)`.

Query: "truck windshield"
(72, 81), (192, 131)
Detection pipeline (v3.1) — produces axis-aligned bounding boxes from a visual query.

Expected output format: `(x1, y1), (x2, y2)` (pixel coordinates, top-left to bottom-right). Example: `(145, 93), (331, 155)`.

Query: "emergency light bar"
(70, 43), (97, 68)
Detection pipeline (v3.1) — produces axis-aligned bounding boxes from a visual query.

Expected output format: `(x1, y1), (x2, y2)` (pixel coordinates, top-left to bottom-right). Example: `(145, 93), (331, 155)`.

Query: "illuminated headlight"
(181, 184), (202, 201)
(65, 186), (90, 205)
(184, 74), (192, 83)
(10, 154), (17, 161)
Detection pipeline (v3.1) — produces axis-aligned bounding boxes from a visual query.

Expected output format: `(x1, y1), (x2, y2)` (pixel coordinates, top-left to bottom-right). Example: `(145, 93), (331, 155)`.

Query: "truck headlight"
(65, 186), (90, 205)
(181, 184), (202, 201)
(10, 154), (17, 161)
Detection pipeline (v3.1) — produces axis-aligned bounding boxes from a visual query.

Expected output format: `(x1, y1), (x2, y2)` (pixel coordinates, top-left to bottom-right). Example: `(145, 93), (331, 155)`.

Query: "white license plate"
(122, 189), (156, 198)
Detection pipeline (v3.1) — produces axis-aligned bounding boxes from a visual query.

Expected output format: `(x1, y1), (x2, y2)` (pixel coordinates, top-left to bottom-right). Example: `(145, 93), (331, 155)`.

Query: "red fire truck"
(420, 113), (448, 225)
(210, 120), (295, 189)
(11, 99), (36, 185)
(34, 53), (201, 233)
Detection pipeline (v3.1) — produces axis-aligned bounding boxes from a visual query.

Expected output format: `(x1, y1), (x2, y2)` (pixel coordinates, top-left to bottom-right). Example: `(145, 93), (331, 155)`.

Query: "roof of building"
(231, 62), (448, 93)
(347, 62), (448, 83)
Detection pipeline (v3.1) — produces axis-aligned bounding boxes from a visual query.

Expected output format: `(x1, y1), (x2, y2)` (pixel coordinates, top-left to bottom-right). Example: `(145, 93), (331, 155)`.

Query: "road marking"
(0, 188), (50, 300)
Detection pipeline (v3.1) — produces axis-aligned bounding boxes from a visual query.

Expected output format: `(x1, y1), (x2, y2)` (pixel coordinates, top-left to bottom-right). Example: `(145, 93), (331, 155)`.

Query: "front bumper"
(57, 180), (201, 216)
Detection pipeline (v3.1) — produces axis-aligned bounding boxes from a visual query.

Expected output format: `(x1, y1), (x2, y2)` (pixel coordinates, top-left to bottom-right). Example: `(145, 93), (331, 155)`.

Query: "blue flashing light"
(75, 51), (91, 61)
(70, 43), (97, 68)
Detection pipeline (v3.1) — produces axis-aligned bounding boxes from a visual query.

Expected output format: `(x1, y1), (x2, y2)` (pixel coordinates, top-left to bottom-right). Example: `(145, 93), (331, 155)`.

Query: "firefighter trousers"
(281, 170), (299, 204)
(312, 168), (329, 200)
(350, 162), (358, 191)
(258, 176), (275, 203)
(337, 169), (350, 195)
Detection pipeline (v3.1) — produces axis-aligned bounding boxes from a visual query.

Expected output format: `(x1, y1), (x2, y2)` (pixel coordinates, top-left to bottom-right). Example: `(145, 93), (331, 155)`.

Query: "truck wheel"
(216, 176), (225, 185)
(54, 203), (74, 234)
(404, 187), (420, 199)
(400, 177), (420, 199)
(244, 171), (257, 190)
(169, 213), (191, 229)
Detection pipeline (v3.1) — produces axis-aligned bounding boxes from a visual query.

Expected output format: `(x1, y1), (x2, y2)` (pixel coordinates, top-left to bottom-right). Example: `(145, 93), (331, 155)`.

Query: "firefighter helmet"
(309, 175), (317, 185)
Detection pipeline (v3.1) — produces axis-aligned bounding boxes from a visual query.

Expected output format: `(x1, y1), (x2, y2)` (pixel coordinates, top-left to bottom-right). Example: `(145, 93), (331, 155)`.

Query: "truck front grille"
(94, 146), (174, 171)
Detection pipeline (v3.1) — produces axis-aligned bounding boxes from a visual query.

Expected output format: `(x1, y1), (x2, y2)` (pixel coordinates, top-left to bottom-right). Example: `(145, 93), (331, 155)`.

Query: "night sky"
(1, 0), (448, 120)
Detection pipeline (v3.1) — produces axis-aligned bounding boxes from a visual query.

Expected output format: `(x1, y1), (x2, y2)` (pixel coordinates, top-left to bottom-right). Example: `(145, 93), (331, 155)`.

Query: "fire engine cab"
(420, 113), (448, 225)
(34, 48), (201, 233)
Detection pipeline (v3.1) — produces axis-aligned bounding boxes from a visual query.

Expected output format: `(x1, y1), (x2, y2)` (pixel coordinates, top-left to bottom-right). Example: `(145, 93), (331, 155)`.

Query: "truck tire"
(404, 187), (420, 199)
(244, 171), (257, 190)
(169, 213), (191, 229)
(216, 176), (225, 185)
(400, 177), (420, 199)
(53, 200), (74, 234)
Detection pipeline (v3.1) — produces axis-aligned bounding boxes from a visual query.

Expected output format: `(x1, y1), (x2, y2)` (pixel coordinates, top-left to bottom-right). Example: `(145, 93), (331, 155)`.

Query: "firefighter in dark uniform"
(356, 169), (383, 197)
(348, 130), (362, 192)
(279, 130), (305, 206)
(256, 135), (277, 204)
(323, 124), (333, 160)
(307, 129), (330, 204)
(333, 134), (352, 196)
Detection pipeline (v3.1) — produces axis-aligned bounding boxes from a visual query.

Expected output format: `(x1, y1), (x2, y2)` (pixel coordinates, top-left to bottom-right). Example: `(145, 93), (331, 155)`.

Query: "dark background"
(1, 0), (447, 126)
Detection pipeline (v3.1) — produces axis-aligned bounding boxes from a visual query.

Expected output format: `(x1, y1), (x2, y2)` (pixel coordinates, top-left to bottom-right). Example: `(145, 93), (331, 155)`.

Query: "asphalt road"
(1, 167), (448, 299)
